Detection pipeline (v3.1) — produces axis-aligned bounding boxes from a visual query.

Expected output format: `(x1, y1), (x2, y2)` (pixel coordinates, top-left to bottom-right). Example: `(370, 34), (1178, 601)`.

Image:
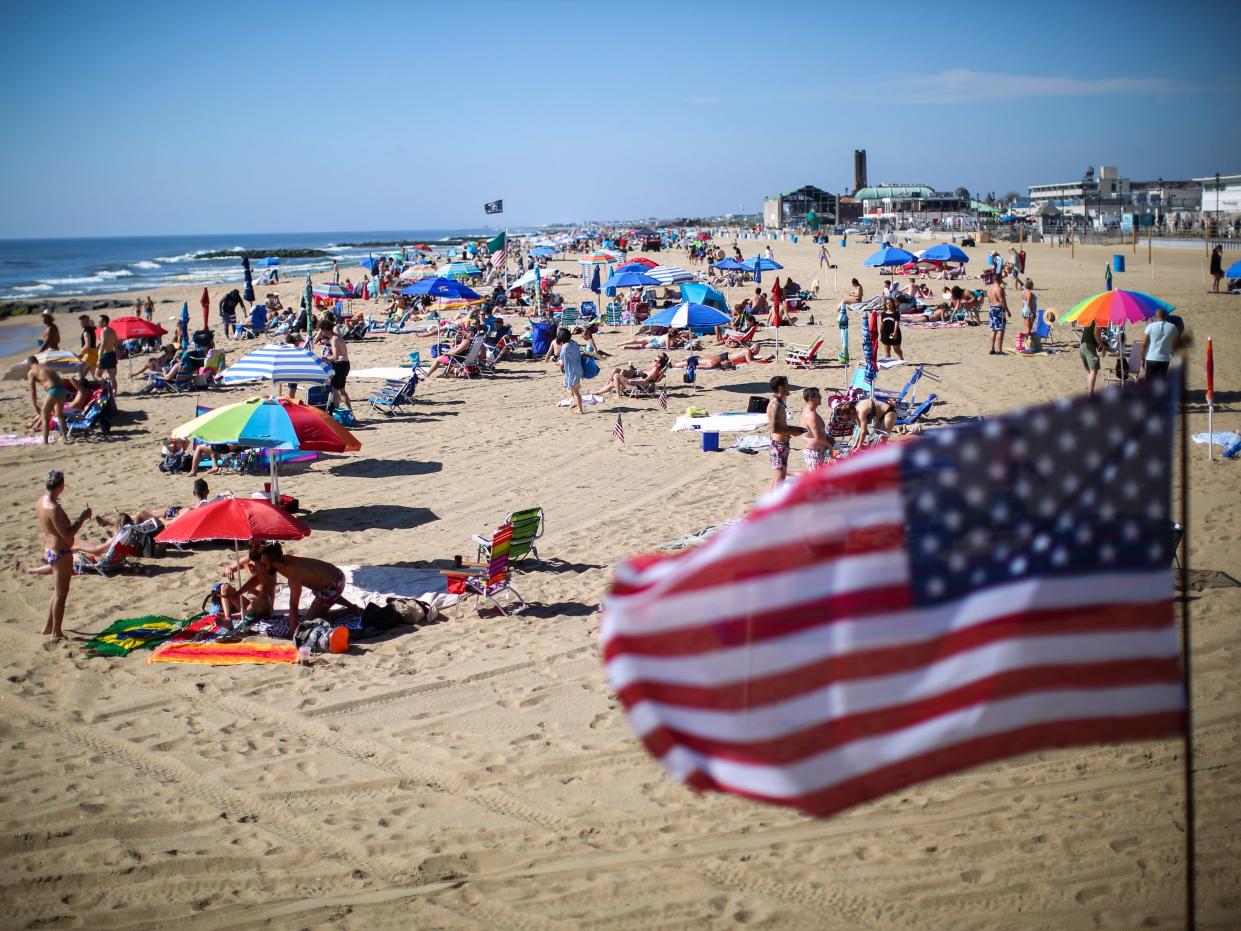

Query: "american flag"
(613, 413), (625, 444)
(658, 389), (668, 412)
(602, 377), (1183, 817)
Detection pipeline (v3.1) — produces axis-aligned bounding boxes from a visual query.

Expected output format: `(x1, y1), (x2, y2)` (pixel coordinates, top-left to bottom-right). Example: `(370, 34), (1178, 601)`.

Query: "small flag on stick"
(658, 389), (668, 412)
(613, 413), (625, 444)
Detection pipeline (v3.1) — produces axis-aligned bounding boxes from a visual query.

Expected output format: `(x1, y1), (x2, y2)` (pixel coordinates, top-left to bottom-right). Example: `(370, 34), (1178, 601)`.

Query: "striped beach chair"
(442, 522), (527, 616)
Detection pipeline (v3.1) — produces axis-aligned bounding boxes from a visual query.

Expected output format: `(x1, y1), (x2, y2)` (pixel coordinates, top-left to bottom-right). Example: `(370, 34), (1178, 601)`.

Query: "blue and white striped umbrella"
(219, 343), (333, 386)
(644, 265), (695, 284)
(644, 301), (730, 330)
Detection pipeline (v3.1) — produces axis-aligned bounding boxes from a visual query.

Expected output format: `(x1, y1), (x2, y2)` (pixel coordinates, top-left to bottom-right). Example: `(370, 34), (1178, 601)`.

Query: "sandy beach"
(1, 235), (1238, 929)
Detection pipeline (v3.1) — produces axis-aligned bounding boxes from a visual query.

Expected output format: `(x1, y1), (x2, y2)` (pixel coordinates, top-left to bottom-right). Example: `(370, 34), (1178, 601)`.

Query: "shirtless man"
(219, 541), (277, 625)
(316, 317), (352, 410)
(986, 276), (1010, 355)
(258, 543), (359, 629)
(767, 376), (805, 492)
(673, 346), (771, 370)
(854, 396), (897, 448)
(25, 470), (91, 639)
(96, 315), (120, 393)
(799, 387), (829, 471)
(26, 357), (71, 444)
(38, 312), (60, 352)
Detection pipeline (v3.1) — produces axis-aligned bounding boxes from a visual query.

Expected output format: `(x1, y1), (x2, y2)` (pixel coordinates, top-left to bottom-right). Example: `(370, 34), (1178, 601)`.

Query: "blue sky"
(2, 0), (1237, 237)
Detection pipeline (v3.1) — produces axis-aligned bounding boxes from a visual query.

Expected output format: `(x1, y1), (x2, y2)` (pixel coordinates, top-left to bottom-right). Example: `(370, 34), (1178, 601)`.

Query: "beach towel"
(272, 564), (454, 614)
(558, 394), (604, 406)
(877, 358), (907, 369)
(0, 433), (59, 447)
(672, 413), (767, 433)
(85, 614), (192, 656)
(148, 640), (299, 665)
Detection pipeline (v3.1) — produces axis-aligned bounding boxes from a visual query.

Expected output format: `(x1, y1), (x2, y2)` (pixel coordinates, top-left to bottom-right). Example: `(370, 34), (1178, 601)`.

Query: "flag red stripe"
(614, 600), (1175, 711)
(678, 712), (1184, 818)
(747, 458), (902, 520)
(601, 585), (913, 661)
(635, 657), (1183, 767)
(611, 524), (905, 599)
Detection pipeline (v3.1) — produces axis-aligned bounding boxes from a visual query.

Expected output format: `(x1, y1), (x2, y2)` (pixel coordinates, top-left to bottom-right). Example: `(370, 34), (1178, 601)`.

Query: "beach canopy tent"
(605, 270), (662, 289)
(645, 301), (730, 332)
(680, 282), (731, 314)
(864, 246), (916, 267)
(918, 243), (970, 264)
(400, 276), (481, 301)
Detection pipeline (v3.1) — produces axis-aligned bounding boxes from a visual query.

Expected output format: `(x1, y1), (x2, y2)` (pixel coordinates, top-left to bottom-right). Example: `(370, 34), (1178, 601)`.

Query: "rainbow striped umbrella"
(1060, 289), (1174, 326)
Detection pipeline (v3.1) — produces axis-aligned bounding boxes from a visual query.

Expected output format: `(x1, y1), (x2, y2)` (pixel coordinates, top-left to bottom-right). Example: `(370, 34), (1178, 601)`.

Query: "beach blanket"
(148, 640), (299, 665)
(350, 367), (419, 381)
(877, 358), (907, 369)
(671, 413), (767, 433)
(272, 564), (454, 613)
(902, 321), (966, 329)
(85, 614), (192, 656)
(558, 394), (605, 406)
(0, 433), (59, 447)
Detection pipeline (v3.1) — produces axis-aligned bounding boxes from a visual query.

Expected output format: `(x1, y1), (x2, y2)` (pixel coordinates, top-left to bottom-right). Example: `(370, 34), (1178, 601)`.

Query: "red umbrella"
(156, 496), (310, 544)
(98, 316), (167, 341)
(412, 243), (431, 251)
(771, 277), (784, 325)
(624, 257), (658, 268)
(200, 287), (210, 331)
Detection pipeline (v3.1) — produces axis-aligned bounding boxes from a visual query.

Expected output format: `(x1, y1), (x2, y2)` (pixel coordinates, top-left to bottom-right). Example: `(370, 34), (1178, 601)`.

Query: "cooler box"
(1112, 255), (1125, 273)
(701, 431), (720, 452)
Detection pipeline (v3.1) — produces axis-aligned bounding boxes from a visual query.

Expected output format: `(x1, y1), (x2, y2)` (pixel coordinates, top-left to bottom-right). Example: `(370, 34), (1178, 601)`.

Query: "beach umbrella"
(179, 301), (189, 349)
(619, 257), (658, 269)
(645, 265), (695, 285)
(680, 282), (730, 315)
(582, 251), (621, 263)
(359, 255), (379, 273)
(531, 246), (556, 258)
(36, 349), (82, 372)
(588, 264), (601, 300)
(605, 270), (661, 289)
(1059, 289), (1174, 327)
(861, 310), (877, 386)
(156, 496), (310, 544)
(173, 395), (359, 503)
(242, 256), (255, 303)
(313, 281), (351, 301)
(772, 277), (784, 323)
(711, 257), (747, 271)
(863, 246), (915, 267)
(438, 261), (481, 278)
(100, 316), (166, 341)
(918, 243), (970, 264)
(261, 257), (280, 267)
(303, 274), (313, 324)
(400, 276), (481, 301)
(219, 342), (333, 386)
(1225, 260), (1241, 278)
(644, 301), (730, 331)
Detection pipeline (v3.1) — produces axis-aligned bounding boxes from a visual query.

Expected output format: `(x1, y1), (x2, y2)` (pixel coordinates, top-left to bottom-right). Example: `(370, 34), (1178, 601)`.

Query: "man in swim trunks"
(78, 315), (99, 378)
(26, 357), (71, 445)
(767, 375), (805, 492)
(986, 276), (1010, 355)
(26, 470), (91, 639)
(799, 386), (829, 471)
(96, 315), (119, 394)
(219, 540), (277, 626)
(38, 312), (61, 352)
(258, 543), (360, 631)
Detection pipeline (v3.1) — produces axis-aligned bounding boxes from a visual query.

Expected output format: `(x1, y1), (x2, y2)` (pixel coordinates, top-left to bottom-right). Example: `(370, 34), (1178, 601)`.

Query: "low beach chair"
(896, 393), (938, 427)
(623, 362), (669, 399)
(785, 336), (825, 369)
(557, 306), (581, 329)
(721, 323), (759, 348)
(474, 507), (544, 566)
(441, 522), (528, 616)
(368, 373), (419, 416)
(74, 518), (160, 577)
(604, 302), (624, 326)
(445, 333), (487, 378)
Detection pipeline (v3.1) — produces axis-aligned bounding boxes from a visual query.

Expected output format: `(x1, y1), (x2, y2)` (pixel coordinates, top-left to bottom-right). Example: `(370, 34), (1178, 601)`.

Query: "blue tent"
(918, 243), (969, 264)
(680, 282), (731, 315)
(400, 276), (481, 300)
(863, 246), (915, 267)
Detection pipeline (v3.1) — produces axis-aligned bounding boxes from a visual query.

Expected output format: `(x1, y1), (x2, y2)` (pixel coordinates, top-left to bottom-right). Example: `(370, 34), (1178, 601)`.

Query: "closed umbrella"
(242, 256), (255, 303)
(179, 301), (189, 350)
(200, 287), (210, 332)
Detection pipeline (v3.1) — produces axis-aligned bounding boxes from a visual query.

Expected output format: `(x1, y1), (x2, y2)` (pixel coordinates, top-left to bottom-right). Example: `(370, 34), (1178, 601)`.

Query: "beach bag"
(581, 355), (600, 380)
(332, 408), (358, 428)
(159, 451), (191, 473)
(747, 395), (770, 414)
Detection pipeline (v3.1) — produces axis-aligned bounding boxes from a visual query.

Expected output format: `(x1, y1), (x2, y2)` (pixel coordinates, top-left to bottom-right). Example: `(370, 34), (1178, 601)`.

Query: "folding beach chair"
(474, 507), (544, 566)
(441, 522), (528, 616)
(367, 372), (419, 416)
(579, 300), (598, 321)
(74, 519), (161, 577)
(623, 362), (669, 399)
(785, 337), (825, 369)
(896, 393), (938, 427)
(721, 323), (759, 348)
(604, 302), (624, 326)
(445, 333), (487, 378)
(557, 306), (581, 329)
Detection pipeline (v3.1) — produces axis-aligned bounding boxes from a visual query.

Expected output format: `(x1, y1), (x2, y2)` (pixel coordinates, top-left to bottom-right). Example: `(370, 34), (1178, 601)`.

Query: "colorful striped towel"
(148, 640), (299, 665)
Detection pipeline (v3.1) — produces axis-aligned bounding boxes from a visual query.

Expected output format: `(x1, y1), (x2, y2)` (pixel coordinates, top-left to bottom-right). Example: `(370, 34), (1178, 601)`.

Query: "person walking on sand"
(143, 296), (155, 322)
(96, 315), (119, 395)
(37, 312), (60, 352)
(799, 387), (829, 471)
(986, 274), (1010, 355)
(316, 317), (352, 412)
(1210, 244), (1224, 293)
(1079, 322), (1102, 396)
(22, 470), (91, 639)
(818, 243), (829, 268)
(78, 314), (98, 379)
(26, 357), (71, 445)
(766, 376), (805, 492)
(552, 327), (584, 413)
(1020, 279), (1038, 341)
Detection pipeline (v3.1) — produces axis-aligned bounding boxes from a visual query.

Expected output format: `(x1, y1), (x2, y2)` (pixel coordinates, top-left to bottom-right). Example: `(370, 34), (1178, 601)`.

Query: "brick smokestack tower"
(853, 149), (867, 194)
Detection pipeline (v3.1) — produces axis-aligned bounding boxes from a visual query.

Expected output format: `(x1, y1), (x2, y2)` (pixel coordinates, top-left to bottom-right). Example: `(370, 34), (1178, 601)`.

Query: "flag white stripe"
(603, 570), (1172, 681)
(623, 627), (1179, 741)
(609, 550), (908, 636)
(610, 489), (902, 591)
(658, 684), (1184, 799)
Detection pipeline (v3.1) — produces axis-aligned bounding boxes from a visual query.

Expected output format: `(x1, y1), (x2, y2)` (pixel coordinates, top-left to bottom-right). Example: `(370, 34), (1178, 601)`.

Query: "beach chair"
(473, 507), (544, 566)
(896, 393), (938, 427)
(824, 394), (861, 456)
(557, 306), (581, 329)
(580, 300), (598, 321)
(445, 333), (487, 378)
(785, 337), (825, 369)
(74, 518), (160, 577)
(368, 373), (419, 416)
(306, 384), (332, 411)
(623, 362), (669, 399)
(604, 302), (624, 326)
(721, 323), (759, 347)
(441, 522), (528, 616)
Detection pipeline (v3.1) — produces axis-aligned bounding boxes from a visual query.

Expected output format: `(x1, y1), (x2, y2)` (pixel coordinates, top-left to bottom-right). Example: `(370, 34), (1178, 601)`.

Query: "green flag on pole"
(487, 231), (506, 253)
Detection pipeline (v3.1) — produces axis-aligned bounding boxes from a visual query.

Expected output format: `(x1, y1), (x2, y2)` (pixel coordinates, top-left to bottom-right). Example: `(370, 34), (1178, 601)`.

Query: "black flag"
(484, 199), (503, 215)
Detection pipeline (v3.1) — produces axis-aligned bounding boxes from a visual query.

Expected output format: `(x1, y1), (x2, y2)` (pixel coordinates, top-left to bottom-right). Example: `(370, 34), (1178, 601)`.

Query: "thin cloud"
(888, 69), (1192, 104)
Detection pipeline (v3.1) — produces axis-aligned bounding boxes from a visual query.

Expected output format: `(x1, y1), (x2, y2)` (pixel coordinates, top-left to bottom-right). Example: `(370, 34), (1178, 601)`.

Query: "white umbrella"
(645, 265), (695, 284)
(219, 343), (333, 386)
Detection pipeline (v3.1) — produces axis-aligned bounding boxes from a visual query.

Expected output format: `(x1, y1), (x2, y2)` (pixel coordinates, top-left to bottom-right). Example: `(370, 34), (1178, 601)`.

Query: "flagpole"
(1177, 362), (1197, 931)
(1205, 337), (1214, 461)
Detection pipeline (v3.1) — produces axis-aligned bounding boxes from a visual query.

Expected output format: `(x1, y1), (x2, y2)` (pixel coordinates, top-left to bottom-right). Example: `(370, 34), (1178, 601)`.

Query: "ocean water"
(0, 229), (506, 300)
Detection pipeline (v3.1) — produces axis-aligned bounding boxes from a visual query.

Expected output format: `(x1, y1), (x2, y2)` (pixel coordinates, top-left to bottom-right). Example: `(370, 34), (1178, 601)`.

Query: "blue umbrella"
(1226, 259), (1241, 278)
(644, 301), (730, 331)
(589, 264), (601, 296)
(680, 282), (731, 314)
(400, 276), (482, 300)
(605, 270), (661, 289)
(179, 301), (189, 350)
(711, 258), (747, 270)
(261, 257), (280, 267)
(531, 246), (556, 257)
(359, 255), (379, 273)
(918, 243), (970, 264)
(742, 256), (784, 272)
(863, 246), (915, 267)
